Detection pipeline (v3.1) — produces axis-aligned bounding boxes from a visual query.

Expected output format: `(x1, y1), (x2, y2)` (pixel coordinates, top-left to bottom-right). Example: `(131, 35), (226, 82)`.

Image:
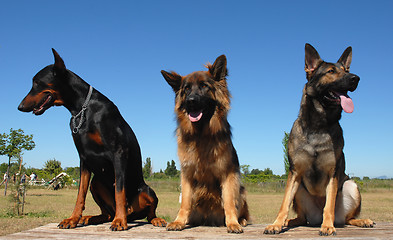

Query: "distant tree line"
(0, 155), (180, 185)
(240, 164), (284, 183)
(1, 129), (389, 189)
(142, 157), (180, 179)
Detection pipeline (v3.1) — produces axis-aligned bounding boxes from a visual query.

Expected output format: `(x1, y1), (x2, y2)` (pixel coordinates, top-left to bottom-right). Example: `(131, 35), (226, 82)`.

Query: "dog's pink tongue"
(339, 94), (354, 113)
(189, 111), (203, 122)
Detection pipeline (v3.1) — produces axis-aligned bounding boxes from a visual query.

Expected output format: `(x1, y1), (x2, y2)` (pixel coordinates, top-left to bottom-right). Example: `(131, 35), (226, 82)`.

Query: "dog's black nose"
(350, 74), (360, 84)
(17, 98), (32, 112)
(187, 95), (197, 103)
(18, 102), (25, 111)
(347, 74), (360, 92)
(186, 94), (201, 111)
(187, 94), (200, 104)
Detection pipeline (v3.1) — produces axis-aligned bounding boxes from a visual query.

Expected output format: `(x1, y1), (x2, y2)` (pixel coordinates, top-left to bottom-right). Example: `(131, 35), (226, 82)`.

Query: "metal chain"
(72, 86), (93, 134)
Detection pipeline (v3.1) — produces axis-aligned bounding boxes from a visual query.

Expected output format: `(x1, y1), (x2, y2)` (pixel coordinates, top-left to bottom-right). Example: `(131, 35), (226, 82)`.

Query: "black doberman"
(18, 49), (166, 231)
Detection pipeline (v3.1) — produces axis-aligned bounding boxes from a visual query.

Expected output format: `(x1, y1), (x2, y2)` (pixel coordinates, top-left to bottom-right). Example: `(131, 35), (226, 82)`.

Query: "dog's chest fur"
(178, 134), (234, 186)
(290, 122), (343, 197)
(288, 90), (346, 196)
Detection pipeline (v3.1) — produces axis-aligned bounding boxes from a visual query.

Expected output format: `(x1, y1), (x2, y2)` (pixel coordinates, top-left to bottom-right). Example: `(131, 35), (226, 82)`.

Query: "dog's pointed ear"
(52, 48), (66, 73)
(337, 46), (352, 71)
(209, 55), (228, 81)
(305, 43), (322, 76)
(161, 70), (182, 92)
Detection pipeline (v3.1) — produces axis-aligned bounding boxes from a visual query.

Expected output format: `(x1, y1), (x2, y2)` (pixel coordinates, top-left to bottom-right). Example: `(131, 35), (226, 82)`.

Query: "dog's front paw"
(227, 223), (243, 233)
(151, 217), (167, 227)
(319, 225), (336, 236)
(58, 216), (80, 229)
(166, 221), (185, 231)
(264, 224), (282, 234)
(109, 218), (127, 231)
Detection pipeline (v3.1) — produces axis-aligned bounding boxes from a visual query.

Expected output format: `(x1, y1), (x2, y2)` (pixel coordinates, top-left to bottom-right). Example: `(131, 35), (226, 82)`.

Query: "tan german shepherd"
(161, 55), (249, 233)
(264, 44), (374, 236)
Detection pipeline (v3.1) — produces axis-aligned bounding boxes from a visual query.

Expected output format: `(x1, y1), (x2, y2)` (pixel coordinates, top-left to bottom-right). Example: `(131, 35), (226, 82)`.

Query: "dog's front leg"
(222, 172), (243, 233)
(264, 171), (301, 234)
(166, 174), (192, 231)
(319, 175), (338, 236)
(109, 158), (129, 231)
(110, 182), (128, 231)
(58, 168), (91, 229)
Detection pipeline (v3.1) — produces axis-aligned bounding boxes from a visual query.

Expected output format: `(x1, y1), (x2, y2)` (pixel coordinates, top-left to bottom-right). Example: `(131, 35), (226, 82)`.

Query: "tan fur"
(162, 55), (249, 233)
(265, 44), (373, 236)
(58, 169), (91, 228)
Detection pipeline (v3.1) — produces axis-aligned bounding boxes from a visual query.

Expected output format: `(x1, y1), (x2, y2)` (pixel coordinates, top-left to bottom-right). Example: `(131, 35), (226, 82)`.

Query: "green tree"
(262, 168), (273, 176)
(64, 167), (80, 180)
(142, 157), (152, 179)
(282, 131), (290, 176)
(0, 128), (35, 196)
(43, 159), (63, 179)
(240, 164), (250, 177)
(164, 160), (178, 177)
(0, 162), (8, 173)
(250, 168), (262, 175)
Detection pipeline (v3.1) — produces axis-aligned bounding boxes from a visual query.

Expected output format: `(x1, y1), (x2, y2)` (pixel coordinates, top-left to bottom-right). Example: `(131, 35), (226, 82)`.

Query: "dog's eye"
(327, 69), (335, 74)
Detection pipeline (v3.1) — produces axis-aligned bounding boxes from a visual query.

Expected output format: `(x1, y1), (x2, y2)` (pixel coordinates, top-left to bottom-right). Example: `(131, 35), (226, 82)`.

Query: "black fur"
(18, 49), (166, 231)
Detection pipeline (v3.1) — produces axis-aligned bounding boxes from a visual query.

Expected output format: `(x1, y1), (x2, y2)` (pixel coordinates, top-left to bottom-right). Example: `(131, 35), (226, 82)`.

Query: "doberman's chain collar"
(72, 85), (93, 134)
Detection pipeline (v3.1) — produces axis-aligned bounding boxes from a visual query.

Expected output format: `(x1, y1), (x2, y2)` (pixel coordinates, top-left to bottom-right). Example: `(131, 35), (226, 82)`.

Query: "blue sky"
(0, 1), (392, 178)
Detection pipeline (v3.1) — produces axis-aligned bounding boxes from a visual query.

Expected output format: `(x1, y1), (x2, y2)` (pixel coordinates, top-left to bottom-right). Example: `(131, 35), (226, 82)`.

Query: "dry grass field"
(0, 182), (392, 236)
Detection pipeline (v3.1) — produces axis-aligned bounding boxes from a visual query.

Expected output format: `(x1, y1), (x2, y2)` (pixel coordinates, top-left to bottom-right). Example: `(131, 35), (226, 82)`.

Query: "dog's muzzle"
(185, 94), (204, 122)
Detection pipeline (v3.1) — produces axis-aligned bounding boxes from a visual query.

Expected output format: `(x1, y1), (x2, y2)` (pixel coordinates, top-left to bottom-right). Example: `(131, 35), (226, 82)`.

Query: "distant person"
(30, 172), (37, 181)
(0, 172), (7, 185)
(30, 172), (37, 184)
(21, 173), (27, 184)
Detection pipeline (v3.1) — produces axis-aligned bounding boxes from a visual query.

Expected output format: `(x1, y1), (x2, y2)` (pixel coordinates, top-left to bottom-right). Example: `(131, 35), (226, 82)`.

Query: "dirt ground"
(0, 187), (392, 236)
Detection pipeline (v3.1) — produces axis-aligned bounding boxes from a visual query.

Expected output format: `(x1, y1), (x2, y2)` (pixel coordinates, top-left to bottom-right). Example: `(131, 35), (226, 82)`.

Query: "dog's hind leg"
(79, 176), (114, 226)
(127, 185), (167, 227)
(336, 180), (374, 228)
(144, 187), (167, 227)
(238, 206), (249, 227)
(286, 185), (312, 227)
(264, 171), (301, 234)
(238, 186), (250, 227)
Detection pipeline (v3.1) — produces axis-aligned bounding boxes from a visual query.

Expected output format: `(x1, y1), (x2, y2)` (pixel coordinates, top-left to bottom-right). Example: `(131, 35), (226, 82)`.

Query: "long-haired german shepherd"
(264, 44), (374, 236)
(161, 55), (249, 233)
